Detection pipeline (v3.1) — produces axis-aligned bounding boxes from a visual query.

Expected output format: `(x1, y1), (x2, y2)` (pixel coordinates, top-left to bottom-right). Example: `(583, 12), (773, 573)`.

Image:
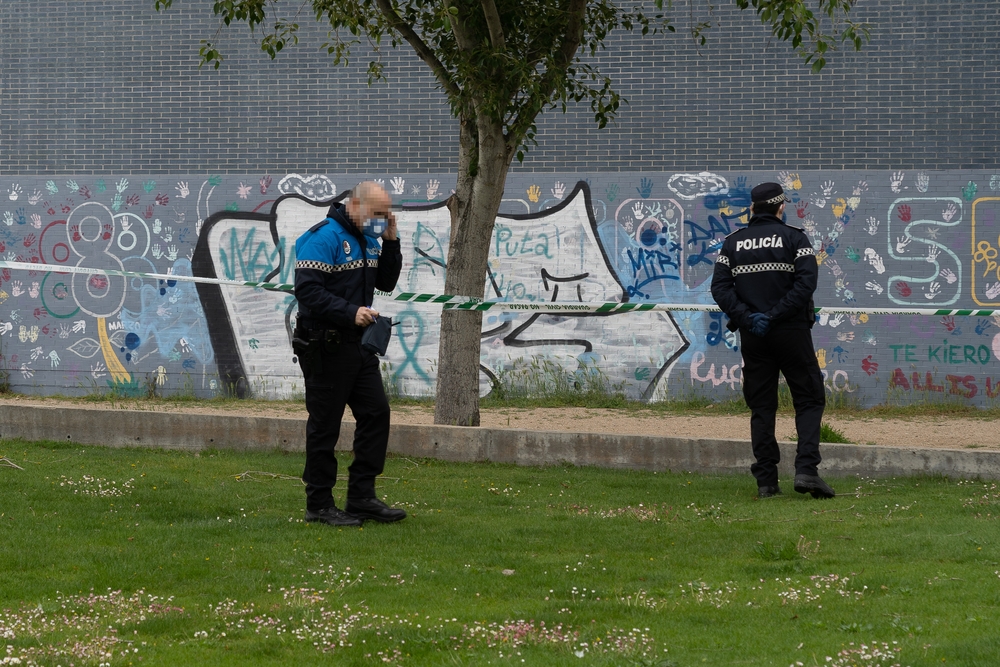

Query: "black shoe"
(305, 505), (363, 527)
(758, 485), (782, 498)
(793, 474), (836, 499)
(345, 497), (407, 523)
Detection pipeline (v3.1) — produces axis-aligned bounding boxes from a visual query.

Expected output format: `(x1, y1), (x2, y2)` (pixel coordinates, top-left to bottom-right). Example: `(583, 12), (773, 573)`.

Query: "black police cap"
(751, 182), (787, 205)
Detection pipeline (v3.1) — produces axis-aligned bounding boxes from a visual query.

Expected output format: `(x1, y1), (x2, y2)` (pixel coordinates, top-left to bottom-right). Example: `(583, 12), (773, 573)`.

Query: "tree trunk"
(433, 116), (513, 426)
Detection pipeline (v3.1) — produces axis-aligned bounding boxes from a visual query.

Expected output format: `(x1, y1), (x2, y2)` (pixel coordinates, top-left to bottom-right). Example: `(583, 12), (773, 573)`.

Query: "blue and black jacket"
(294, 202), (402, 333)
(710, 213), (818, 332)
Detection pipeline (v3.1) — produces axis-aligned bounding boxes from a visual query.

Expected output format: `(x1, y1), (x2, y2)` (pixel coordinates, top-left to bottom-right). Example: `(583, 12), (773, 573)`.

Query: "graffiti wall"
(2, 172), (1000, 407)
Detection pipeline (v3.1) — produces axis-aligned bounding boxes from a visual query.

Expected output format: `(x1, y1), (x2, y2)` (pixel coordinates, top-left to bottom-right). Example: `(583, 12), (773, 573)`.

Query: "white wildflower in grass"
(0, 589), (181, 665)
(58, 475), (135, 497)
(778, 574), (864, 605)
(816, 640), (907, 667)
(678, 581), (739, 608)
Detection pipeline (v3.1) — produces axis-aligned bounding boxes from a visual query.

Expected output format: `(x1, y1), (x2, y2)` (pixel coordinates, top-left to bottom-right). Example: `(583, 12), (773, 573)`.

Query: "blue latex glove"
(748, 313), (771, 337)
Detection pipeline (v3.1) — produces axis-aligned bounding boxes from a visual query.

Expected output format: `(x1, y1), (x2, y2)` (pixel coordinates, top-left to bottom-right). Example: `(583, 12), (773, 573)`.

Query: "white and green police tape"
(1, 259), (997, 318)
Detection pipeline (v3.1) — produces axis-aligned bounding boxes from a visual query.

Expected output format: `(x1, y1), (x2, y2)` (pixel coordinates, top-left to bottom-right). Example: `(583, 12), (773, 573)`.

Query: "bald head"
(346, 180), (391, 229)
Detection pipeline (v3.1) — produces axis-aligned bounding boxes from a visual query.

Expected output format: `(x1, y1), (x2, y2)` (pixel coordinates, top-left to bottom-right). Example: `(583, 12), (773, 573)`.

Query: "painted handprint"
(260, 175), (273, 194)
(527, 185), (540, 203)
(155, 193), (169, 206)
(29, 214), (41, 229)
(631, 202), (645, 221)
(863, 330), (877, 346)
(49, 350), (60, 368)
(79, 186), (92, 200)
(2, 212), (13, 227)
(926, 246), (940, 263)
(896, 204), (911, 223)
(152, 243), (162, 259)
(7, 184), (22, 201)
(925, 282), (941, 299)
(810, 191), (829, 208)
(175, 181), (190, 198)
(58, 323), (70, 339)
(91, 361), (106, 379)
(815, 349), (829, 370)
(143, 205), (154, 220)
(636, 178), (654, 198)
(865, 281), (884, 295)
(895, 281), (912, 298)
(826, 259), (843, 277)
(940, 316), (957, 332)
(152, 219), (162, 234)
(861, 356), (878, 376)
(895, 235), (911, 254)
(940, 268), (957, 284)
(975, 318), (993, 336)
(821, 180), (835, 196)
(778, 171), (801, 190)
(167, 245), (178, 261)
(72, 320), (86, 333)
(941, 203), (958, 223)
(551, 181), (566, 199)
(143, 180), (156, 193)
(836, 331), (855, 342)
(916, 172), (930, 192)
(10, 281), (24, 297)
(962, 181), (978, 201)
(116, 178), (129, 194)
(66, 180), (79, 193)
(864, 248), (885, 274)
(828, 313), (845, 328)
(125, 194), (141, 208)
(389, 177), (405, 195)
(20, 364), (33, 379)
(795, 201), (809, 218)
(27, 282), (39, 299)
(890, 171), (905, 193)
(605, 184), (618, 202)
(0, 322), (12, 337)
(986, 282), (1000, 299)
(27, 190), (43, 205)
(426, 179), (441, 200)
(45, 181), (59, 194)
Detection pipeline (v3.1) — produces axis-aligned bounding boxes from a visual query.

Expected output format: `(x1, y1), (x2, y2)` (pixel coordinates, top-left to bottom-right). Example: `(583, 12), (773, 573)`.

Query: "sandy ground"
(1, 395), (997, 450)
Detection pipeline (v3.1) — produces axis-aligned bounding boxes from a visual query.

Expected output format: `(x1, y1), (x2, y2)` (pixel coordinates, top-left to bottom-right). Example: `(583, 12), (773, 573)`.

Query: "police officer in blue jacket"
(711, 182), (835, 500)
(294, 181), (406, 526)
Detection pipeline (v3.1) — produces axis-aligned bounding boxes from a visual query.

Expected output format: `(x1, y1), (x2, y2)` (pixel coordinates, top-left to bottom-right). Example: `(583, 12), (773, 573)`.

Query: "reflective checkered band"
(731, 262), (795, 276)
(715, 254), (730, 266)
(764, 194), (786, 205)
(796, 247), (815, 259)
(296, 259), (379, 273)
(295, 260), (337, 273)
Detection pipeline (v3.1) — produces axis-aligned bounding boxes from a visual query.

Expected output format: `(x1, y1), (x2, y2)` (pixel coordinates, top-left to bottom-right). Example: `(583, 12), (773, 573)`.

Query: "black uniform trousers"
(739, 326), (825, 487)
(299, 334), (390, 511)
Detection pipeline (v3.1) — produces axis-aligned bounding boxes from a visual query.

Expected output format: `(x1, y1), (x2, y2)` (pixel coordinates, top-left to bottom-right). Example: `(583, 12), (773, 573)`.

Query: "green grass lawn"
(1, 440), (999, 666)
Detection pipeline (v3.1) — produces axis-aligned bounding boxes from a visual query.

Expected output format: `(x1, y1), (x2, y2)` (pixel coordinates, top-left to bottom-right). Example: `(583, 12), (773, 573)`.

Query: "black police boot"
(758, 485), (783, 498)
(345, 497), (407, 523)
(305, 505), (363, 527)
(793, 474), (836, 499)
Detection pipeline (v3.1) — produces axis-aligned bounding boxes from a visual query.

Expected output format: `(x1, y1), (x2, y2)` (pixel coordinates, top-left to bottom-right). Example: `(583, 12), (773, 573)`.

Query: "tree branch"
(373, 0), (461, 99)
(479, 0), (506, 51)
(445, 0), (477, 53)
(505, 0), (587, 147)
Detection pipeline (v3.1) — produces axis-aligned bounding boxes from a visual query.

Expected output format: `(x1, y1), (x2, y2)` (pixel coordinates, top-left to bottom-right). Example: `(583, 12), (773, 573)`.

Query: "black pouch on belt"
(361, 315), (395, 356)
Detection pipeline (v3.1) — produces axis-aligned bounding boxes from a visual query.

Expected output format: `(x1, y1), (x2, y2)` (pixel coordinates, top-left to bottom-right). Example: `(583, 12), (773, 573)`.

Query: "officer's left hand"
(749, 313), (771, 337)
(382, 211), (398, 241)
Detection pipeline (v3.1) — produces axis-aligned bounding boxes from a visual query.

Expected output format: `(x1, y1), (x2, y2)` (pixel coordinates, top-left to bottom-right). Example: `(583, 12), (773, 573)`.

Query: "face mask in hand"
(362, 217), (387, 238)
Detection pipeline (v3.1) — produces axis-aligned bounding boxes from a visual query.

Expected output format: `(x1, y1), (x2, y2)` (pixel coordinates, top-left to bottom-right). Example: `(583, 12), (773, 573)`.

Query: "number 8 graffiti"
(66, 202), (127, 318)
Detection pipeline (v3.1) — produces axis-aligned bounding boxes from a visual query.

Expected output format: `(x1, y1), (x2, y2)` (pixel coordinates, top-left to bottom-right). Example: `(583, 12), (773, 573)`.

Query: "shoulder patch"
(308, 217), (332, 233)
(343, 240), (352, 256)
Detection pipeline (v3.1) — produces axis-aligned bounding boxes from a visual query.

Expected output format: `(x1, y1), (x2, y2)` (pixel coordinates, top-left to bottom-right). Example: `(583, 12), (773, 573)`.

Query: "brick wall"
(2, 1), (999, 174)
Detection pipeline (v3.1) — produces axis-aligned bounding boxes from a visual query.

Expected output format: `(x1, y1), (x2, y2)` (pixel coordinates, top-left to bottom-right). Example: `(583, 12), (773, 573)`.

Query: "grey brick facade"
(2, 1), (999, 174)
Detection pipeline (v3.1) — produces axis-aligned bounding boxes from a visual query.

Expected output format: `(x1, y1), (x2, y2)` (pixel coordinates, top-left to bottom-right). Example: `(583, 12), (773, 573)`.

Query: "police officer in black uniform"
(293, 181), (407, 526)
(711, 182), (835, 499)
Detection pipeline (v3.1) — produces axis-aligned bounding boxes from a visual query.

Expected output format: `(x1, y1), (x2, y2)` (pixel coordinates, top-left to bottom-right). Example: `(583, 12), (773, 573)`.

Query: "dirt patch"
(2, 395), (994, 450)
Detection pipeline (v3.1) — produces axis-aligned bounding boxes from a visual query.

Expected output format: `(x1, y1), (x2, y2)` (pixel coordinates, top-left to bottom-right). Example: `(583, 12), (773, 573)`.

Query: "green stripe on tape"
(396, 292), (416, 300)
(955, 309), (973, 316)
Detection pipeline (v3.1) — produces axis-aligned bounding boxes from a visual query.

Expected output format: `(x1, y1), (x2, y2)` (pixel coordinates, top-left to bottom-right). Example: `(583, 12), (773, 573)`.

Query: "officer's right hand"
(748, 313), (771, 337)
(355, 306), (379, 327)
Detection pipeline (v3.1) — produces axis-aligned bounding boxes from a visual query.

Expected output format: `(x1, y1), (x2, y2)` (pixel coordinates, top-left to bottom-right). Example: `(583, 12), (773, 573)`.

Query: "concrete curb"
(1, 404), (998, 479)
